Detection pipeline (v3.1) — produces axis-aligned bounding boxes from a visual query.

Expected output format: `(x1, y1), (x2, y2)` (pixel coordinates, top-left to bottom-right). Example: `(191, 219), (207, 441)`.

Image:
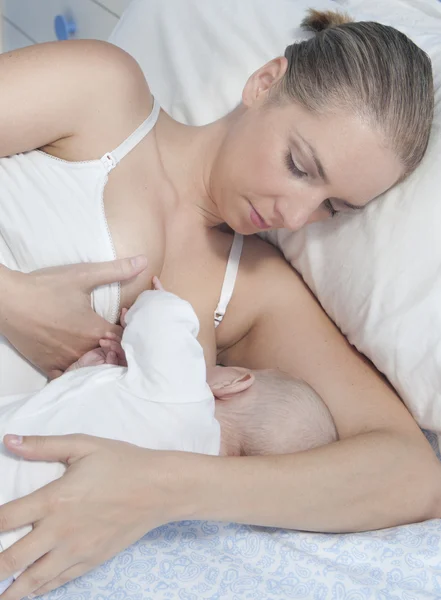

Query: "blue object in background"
(54, 15), (77, 40)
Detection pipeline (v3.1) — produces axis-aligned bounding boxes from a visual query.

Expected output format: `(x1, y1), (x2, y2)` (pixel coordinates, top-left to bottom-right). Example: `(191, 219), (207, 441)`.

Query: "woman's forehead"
(274, 103), (403, 204)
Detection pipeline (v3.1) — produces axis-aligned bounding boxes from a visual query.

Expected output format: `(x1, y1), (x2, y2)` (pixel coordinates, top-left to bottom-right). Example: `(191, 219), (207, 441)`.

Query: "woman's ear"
(207, 366), (255, 399)
(242, 56), (288, 107)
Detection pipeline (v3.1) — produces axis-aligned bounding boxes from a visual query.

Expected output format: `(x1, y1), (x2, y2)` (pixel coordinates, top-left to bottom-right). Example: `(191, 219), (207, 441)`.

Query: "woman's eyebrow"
(295, 133), (329, 184)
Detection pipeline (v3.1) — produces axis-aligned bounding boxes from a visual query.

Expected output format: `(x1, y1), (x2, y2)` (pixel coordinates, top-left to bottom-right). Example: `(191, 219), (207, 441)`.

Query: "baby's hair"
(218, 371), (338, 457)
(272, 9), (434, 177)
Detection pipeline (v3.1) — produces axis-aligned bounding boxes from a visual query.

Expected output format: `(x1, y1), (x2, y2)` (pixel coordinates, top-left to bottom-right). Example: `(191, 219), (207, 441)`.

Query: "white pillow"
(265, 0), (441, 437)
(110, 0), (335, 124)
(110, 0), (441, 437)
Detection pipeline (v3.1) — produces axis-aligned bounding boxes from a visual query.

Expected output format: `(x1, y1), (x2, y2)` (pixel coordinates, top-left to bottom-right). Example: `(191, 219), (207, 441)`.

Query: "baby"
(0, 281), (337, 591)
(69, 277), (337, 459)
(209, 366), (337, 457)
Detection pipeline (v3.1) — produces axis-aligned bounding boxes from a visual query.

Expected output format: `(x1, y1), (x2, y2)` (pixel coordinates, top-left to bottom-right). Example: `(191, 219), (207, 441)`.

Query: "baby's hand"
(98, 335), (127, 367)
(120, 307), (129, 329)
(66, 347), (109, 371)
(66, 332), (126, 371)
(152, 275), (165, 291)
(119, 277), (165, 329)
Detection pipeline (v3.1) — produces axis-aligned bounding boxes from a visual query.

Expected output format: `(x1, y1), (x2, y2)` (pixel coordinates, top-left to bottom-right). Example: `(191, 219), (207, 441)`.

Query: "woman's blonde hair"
(276, 10), (434, 176)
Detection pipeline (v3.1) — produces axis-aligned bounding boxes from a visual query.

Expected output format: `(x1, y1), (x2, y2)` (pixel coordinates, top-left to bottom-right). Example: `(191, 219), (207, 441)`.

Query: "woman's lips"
(249, 204), (271, 229)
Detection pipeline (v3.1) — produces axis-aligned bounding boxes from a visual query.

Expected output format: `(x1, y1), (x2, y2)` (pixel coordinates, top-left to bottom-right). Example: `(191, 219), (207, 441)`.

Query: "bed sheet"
(40, 432), (441, 600)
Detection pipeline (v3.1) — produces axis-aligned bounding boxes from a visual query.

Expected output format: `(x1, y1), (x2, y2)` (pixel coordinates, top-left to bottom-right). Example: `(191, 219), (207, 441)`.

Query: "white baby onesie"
(0, 290), (220, 553)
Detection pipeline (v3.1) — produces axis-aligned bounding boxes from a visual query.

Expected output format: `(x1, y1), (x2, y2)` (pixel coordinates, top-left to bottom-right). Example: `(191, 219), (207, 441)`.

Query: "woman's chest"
(161, 234), (234, 365)
(103, 161), (234, 365)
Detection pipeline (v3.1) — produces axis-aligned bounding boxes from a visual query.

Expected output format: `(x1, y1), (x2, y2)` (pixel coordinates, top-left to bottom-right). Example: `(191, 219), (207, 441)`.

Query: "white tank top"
(0, 99), (243, 394)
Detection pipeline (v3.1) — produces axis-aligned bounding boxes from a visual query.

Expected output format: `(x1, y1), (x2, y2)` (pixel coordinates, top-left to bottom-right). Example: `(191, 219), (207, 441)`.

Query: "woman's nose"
(275, 196), (328, 231)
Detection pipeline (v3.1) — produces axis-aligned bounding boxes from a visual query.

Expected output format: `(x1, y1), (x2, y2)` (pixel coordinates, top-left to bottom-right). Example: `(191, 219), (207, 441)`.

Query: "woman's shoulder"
(54, 39), (152, 109)
(56, 39), (145, 79)
(0, 40), (154, 159)
(64, 42), (154, 155)
(34, 40), (154, 160)
(82, 40), (153, 112)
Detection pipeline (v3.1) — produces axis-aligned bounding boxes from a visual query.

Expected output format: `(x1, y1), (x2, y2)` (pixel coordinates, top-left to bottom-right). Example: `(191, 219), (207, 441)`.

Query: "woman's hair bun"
(301, 9), (353, 32)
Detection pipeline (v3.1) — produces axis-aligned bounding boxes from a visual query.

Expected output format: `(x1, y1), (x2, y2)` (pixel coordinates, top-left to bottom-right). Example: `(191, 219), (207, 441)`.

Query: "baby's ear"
(207, 366), (255, 399)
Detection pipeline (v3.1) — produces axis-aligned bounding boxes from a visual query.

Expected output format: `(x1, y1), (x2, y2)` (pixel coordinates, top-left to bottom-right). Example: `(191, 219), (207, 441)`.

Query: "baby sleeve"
(119, 290), (212, 403)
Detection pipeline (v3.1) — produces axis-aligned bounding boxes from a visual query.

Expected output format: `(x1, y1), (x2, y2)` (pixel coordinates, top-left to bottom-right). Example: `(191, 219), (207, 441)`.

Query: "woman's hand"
(0, 257), (147, 379)
(0, 434), (183, 600)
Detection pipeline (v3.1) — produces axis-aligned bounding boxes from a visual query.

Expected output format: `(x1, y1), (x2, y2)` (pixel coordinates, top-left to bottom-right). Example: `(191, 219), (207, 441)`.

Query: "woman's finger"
(79, 256), (147, 293)
(0, 548), (77, 600)
(101, 331), (122, 343)
(29, 562), (88, 598)
(47, 368), (64, 381)
(2, 434), (96, 465)
(0, 490), (47, 535)
(0, 527), (54, 583)
(94, 321), (123, 341)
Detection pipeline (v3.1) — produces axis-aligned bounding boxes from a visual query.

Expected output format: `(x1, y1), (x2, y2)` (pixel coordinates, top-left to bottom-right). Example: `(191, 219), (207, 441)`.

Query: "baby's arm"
(119, 279), (211, 402)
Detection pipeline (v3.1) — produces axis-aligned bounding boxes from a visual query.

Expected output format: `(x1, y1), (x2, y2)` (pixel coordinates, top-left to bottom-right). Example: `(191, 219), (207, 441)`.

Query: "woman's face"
(209, 59), (403, 234)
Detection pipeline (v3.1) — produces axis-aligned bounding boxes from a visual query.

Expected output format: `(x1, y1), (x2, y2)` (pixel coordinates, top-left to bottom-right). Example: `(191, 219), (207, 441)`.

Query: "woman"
(0, 10), (439, 599)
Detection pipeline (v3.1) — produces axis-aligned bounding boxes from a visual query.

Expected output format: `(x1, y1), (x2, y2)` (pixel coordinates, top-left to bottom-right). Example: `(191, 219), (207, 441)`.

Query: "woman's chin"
(220, 199), (262, 235)
(230, 223), (257, 236)
(226, 212), (260, 235)
(220, 218), (253, 236)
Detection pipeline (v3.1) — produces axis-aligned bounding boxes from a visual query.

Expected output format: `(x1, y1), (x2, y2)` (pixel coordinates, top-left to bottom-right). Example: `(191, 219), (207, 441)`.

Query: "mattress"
(41, 432), (441, 600)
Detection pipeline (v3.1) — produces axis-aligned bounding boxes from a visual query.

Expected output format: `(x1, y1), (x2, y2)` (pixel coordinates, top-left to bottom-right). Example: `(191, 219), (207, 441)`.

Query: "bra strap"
(214, 234), (244, 328)
(100, 97), (161, 172)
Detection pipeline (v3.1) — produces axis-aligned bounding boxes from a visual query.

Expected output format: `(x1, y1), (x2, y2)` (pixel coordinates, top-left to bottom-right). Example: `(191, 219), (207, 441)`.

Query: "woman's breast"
(0, 151), (119, 323)
(0, 150), (124, 395)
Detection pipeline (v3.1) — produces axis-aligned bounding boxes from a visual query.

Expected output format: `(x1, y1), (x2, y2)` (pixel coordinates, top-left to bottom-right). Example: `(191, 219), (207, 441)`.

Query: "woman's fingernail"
(7, 435), (23, 446)
(131, 255), (147, 269)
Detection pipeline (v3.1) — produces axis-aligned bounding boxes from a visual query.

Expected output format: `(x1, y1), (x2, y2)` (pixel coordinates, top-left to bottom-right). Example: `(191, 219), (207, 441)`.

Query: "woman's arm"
(0, 39), (154, 375)
(0, 39), (150, 158)
(213, 240), (441, 531)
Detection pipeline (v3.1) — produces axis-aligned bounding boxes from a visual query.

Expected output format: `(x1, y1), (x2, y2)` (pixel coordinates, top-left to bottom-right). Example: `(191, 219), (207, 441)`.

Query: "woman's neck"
(154, 108), (235, 228)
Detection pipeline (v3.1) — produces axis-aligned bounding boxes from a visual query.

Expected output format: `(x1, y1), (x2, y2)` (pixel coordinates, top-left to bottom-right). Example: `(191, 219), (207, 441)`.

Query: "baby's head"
(208, 367), (338, 457)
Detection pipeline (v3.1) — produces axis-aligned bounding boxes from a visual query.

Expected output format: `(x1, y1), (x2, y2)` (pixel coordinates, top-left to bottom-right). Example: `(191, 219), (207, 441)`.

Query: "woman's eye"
(324, 199), (338, 218)
(285, 153), (307, 178)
